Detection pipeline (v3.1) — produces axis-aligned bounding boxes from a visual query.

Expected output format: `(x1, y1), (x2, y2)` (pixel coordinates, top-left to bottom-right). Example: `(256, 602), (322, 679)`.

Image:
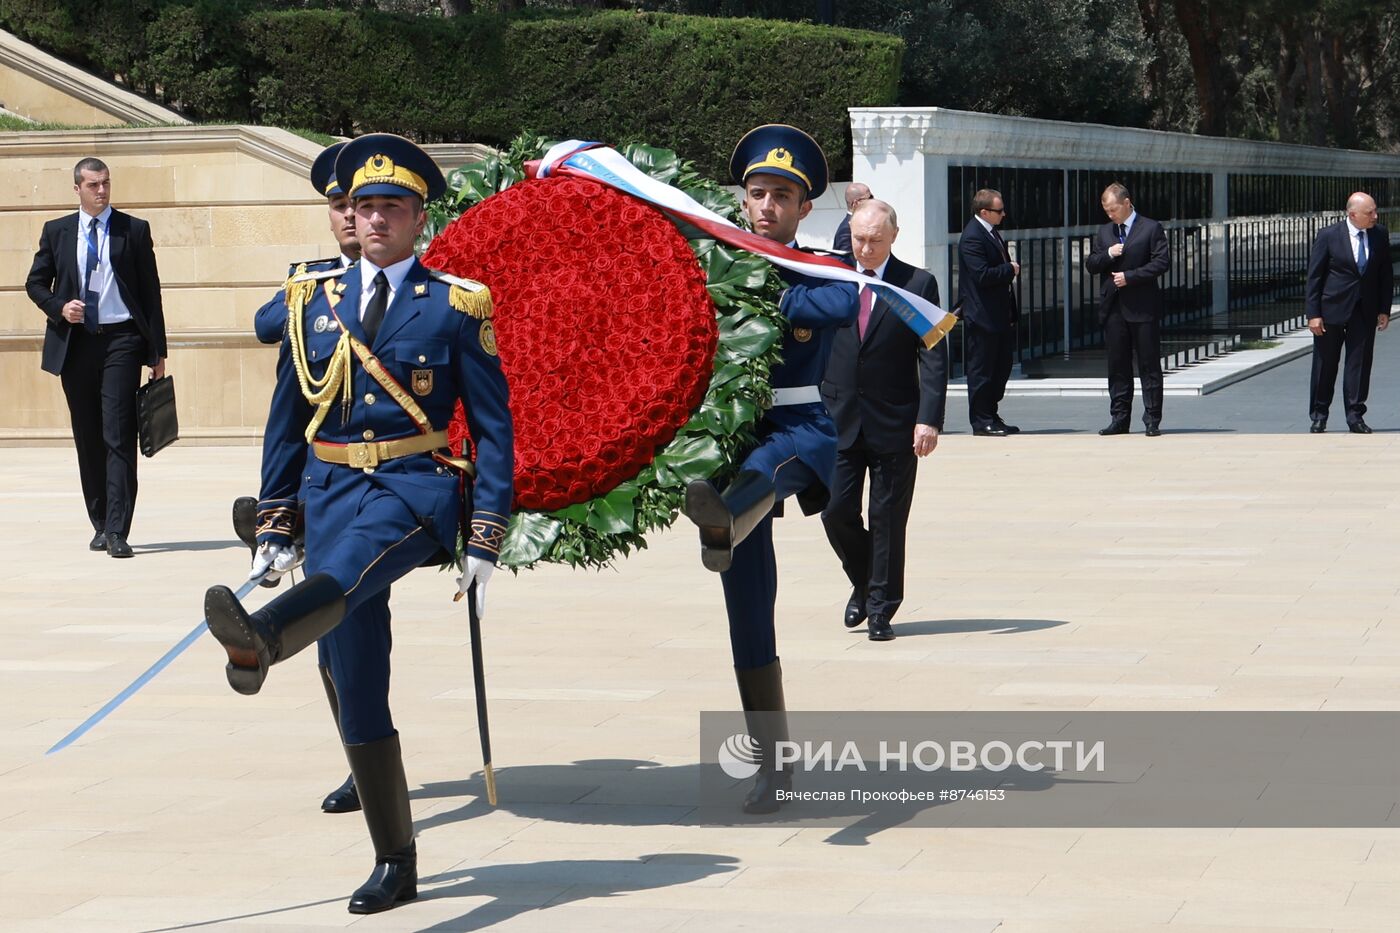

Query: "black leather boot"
(735, 658), (791, 814)
(318, 666), (360, 814)
(205, 573), (345, 695)
(231, 497), (258, 553)
(345, 734), (417, 914)
(684, 471), (776, 572)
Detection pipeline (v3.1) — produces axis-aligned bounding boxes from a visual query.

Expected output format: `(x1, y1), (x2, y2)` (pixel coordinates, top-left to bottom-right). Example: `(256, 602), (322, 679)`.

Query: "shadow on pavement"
(138, 852), (737, 933)
(883, 617), (1069, 637)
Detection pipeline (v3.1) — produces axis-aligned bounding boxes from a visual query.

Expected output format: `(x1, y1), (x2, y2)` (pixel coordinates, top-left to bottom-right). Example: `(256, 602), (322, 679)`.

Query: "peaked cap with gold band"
(729, 123), (829, 200)
(310, 141), (349, 198)
(334, 132), (446, 201)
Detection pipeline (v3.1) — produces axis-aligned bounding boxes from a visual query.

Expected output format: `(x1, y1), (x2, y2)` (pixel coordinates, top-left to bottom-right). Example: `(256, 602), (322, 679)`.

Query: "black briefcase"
(136, 375), (179, 457)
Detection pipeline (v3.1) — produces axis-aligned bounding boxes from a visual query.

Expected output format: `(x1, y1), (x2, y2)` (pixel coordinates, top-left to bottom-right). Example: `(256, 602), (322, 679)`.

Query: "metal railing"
(945, 211), (1400, 378)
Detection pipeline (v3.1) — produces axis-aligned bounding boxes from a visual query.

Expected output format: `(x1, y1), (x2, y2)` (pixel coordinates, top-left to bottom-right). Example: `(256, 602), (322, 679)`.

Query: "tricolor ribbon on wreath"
(528, 140), (958, 350)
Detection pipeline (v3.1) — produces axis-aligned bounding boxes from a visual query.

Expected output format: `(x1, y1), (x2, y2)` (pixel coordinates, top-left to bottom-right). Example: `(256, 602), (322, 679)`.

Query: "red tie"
(858, 268), (876, 339)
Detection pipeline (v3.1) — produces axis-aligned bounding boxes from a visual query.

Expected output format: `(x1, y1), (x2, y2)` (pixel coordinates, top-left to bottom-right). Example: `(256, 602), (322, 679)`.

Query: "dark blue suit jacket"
(821, 254), (947, 452)
(956, 217), (1018, 333)
(26, 209), (167, 375)
(1305, 221), (1394, 325)
(1084, 215), (1170, 324)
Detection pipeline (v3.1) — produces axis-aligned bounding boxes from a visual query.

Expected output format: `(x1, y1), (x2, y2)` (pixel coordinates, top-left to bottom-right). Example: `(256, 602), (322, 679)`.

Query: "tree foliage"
(639, 0), (1400, 152)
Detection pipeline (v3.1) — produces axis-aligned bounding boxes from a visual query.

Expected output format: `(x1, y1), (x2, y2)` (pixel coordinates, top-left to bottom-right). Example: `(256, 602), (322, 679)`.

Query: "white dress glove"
(455, 555), (494, 619)
(250, 542), (303, 582)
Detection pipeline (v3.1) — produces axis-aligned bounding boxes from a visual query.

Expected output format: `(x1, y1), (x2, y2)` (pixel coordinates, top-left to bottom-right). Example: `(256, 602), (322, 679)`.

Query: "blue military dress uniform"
(254, 256), (512, 741)
(205, 133), (512, 915)
(253, 142), (352, 346)
(684, 125), (858, 815)
(721, 266), (856, 669)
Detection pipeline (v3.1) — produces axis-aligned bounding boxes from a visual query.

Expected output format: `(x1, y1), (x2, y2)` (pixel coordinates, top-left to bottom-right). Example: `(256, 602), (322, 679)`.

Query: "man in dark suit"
(26, 158), (166, 558)
(1305, 191), (1394, 433)
(821, 199), (947, 642)
(831, 182), (870, 253)
(957, 188), (1020, 435)
(1084, 183), (1171, 436)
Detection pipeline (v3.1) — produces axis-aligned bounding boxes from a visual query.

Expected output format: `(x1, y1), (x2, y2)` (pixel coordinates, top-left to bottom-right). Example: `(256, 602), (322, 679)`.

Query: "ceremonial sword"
(46, 573), (269, 755)
(453, 579), (498, 806)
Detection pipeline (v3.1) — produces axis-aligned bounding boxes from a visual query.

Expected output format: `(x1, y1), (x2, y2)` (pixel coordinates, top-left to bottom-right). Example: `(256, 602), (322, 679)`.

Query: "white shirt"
(974, 215), (995, 235)
(1117, 210), (1138, 242)
(76, 206), (132, 324)
(856, 257), (890, 282)
(357, 254), (416, 322)
(1346, 218), (1368, 265)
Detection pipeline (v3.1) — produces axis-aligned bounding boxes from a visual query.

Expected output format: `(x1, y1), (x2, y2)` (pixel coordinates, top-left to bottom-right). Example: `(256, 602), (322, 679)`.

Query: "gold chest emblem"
(411, 369), (433, 396)
(479, 320), (498, 356)
(792, 327), (812, 343)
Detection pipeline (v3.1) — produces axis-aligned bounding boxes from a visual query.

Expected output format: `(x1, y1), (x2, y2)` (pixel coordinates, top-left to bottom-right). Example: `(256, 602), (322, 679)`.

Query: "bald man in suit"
(1305, 191), (1393, 433)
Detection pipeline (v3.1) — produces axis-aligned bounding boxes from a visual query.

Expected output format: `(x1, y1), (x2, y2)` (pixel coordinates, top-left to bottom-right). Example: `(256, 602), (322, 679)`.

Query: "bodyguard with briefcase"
(24, 157), (168, 559)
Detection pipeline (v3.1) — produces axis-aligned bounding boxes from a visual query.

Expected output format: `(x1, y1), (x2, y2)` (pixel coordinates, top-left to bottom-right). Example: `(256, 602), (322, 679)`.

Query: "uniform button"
(436, 466), (445, 474)
(418, 354), (427, 363)
(363, 429), (375, 440)
(364, 393), (376, 405)
(363, 467), (375, 475)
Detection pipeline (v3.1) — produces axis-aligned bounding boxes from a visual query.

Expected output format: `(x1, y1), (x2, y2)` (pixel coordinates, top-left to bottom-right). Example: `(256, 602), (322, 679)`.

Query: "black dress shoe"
(322, 773), (361, 813)
(867, 616), (896, 641)
(90, 531), (107, 551)
(1098, 421), (1129, 436)
(973, 425), (1008, 437)
(1145, 423), (1162, 437)
(994, 420), (1021, 434)
(1310, 420), (1327, 434)
(106, 533), (133, 558)
(843, 587), (868, 629)
(1349, 420), (1373, 434)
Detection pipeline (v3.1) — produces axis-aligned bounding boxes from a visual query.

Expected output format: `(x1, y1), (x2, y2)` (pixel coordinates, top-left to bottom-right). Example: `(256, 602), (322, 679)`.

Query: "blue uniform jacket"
(759, 267), (857, 512)
(256, 258), (513, 563)
(253, 258), (341, 345)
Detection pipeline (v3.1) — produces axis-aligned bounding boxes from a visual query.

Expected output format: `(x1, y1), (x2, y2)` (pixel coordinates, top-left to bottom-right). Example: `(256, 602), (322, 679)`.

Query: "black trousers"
(821, 436), (918, 622)
(59, 324), (145, 537)
(1309, 316), (1377, 423)
(1104, 310), (1163, 425)
(964, 322), (1015, 430)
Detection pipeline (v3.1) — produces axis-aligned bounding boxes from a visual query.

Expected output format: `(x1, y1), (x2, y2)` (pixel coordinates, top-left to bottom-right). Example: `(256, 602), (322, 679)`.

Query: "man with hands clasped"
(1084, 183), (1170, 436)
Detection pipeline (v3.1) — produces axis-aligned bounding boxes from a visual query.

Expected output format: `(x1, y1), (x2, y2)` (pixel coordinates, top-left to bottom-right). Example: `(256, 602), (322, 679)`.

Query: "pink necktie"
(857, 268), (876, 339)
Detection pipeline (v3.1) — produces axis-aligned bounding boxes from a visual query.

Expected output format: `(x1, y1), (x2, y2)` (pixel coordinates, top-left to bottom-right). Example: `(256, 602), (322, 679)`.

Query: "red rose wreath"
(421, 138), (785, 569)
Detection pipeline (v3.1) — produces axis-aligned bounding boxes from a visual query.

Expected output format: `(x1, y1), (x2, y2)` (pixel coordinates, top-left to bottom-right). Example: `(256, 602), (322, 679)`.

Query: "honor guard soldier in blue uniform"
(230, 142), (370, 815)
(232, 141), (361, 557)
(204, 133), (513, 915)
(682, 125), (858, 813)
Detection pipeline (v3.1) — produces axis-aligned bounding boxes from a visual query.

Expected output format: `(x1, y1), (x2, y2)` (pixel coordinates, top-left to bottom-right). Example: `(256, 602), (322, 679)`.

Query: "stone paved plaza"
(5, 342), (1400, 932)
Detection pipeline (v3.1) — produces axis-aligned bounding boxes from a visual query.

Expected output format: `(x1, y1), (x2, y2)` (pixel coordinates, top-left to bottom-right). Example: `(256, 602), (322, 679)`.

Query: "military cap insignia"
(792, 327), (812, 343)
(479, 320), (498, 356)
(411, 369), (434, 396)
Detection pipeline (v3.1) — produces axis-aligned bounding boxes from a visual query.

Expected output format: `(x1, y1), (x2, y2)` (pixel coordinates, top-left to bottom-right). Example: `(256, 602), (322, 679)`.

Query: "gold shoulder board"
(429, 270), (493, 319)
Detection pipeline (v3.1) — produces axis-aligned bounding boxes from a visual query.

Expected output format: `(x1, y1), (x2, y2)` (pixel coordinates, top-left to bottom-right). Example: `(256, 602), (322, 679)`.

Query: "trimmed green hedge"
(0, 4), (902, 179)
